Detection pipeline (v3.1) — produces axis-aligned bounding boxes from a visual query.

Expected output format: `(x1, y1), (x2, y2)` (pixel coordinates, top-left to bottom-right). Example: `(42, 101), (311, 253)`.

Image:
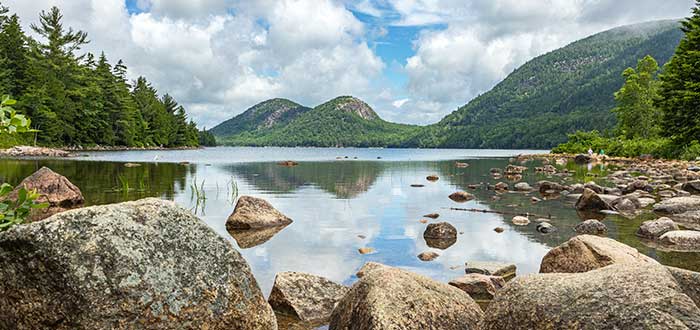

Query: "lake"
(1, 147), (698, 327)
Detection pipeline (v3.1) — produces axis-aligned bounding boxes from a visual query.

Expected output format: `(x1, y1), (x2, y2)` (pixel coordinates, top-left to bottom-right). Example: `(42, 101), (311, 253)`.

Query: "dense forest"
(215, 96), (420, 147)
(554, 3), (700, 160)
(0, 4), (213, 148)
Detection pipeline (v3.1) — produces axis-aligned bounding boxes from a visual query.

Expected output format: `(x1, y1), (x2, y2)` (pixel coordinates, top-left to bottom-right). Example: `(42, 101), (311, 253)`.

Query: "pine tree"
(658, 0), (700, 146)
(613, 55), (661, 139)
(0, 15), (29, 98)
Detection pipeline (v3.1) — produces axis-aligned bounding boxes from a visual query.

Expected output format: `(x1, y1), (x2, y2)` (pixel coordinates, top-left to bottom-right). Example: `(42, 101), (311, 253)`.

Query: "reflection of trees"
(0, 159), (191, 205)
(221, 161), (385, 199)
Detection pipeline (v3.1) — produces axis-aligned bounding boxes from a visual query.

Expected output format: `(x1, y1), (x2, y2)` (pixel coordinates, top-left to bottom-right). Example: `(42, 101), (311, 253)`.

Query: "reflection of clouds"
(170, 159), (553, 295)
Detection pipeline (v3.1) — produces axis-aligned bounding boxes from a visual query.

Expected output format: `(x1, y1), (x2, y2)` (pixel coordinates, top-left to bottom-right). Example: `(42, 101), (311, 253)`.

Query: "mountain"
(212, 20), (683, 149)
(215, 96), (419, 147)
(209, 98), (311, 137)
(405, 19), (684, 149)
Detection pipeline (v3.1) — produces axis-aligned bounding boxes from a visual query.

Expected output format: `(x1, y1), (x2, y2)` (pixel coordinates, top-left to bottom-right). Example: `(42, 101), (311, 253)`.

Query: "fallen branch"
(444, 207), (552, 219)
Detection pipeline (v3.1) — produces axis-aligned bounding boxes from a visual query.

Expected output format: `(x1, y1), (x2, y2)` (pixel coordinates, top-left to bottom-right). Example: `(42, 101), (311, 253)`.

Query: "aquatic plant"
(0, 183), (48, 231)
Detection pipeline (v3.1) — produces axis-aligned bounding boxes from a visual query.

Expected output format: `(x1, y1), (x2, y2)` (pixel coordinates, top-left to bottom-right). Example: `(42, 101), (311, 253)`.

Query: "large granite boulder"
(226, 196), (293, 230)
(540, 235), (657, 273)
(0, 198), (277, 330)
(574, 188), (613, 212)
(481, 264), (700, 330)
(268, 272), (348, 324)
(7, 167), (83, 208)
(329, 263), (483, 330)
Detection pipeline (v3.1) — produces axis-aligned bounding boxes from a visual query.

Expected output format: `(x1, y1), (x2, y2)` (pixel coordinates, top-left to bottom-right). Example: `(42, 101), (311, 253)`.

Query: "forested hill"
(0, 5), (212, 148)
(209, 98), (311, 137)
(404, 19), (683, 149)
(214, 96), (419, 147)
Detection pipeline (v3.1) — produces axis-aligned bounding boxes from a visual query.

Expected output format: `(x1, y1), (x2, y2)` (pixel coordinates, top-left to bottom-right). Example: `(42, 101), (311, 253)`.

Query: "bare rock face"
(636, 217), (679, 239)
(8, 167), (83, 208)
(658, 230), (700, 252)
(226, 196), (293, 230)
(449, 274), (506, 300)
(539, 235), (658, 273)
(0, 198), (277, 330)
(481, 264), (700, 330)
(268, 272), (348, 324)
(329, 263), (483, 330)
(575, 188), (613, 212)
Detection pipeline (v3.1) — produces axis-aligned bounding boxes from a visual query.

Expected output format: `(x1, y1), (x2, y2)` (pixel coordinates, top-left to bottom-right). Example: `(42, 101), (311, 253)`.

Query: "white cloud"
(392, 98), (410, 108)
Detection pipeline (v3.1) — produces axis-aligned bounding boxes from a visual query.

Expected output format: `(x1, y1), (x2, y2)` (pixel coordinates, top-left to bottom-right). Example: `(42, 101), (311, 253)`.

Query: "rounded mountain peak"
(325, 96), (379, 121)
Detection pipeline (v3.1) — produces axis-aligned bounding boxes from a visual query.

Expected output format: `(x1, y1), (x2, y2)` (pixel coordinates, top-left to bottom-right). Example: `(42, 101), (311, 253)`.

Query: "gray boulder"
(481, 264), (700, 330)
(636, 217), (679, 239)
(226, 195), (293, 229)
(0, 198), (277, 330)
(538, 181), (563, 194)
(611, 196), (642, 213)
(329, 263), (483, 330)
(575, 188), (613, 212)
(574, 219), (608, 235)
(682, 180), (700, 194)
(268, 272), (348, 324)
(654, 196), (700, 214)
(540, 235), (657, 273)
(658, 230), (700, 252)
(513, 182), (532, 191)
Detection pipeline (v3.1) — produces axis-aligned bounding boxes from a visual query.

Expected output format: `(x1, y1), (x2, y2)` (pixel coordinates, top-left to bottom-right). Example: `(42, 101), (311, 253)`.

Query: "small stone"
(411, 184), (425, 188)
(536, 222), (556, 233)
(226, 196), (293, 230)
(494, 182), (509, 191)
(424, 222), (458, 239)
(417, 251), (440, 261)
(419, 219), (428, 224)
(514, 182), (532, 191)
(423, 213), (440, 219)
(455, 162), (470, 168)
(277, 160), (299, 166)
(531, 196), (541, 203)
(358, 247), (375, 254)
(512, 216), (530, 226)
(123, 163), (141, 167)
(426, 175), (440, 182)
(494, 227), (505, 233)
(575, 219), (608, 235)
(465, 261), (516, 278)
(449, 191), (474, 202)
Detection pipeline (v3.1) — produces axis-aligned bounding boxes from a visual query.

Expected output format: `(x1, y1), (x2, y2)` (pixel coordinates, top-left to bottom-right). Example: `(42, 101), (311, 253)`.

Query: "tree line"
(554, 1), (700, 160)
(0, 4), (215, 147)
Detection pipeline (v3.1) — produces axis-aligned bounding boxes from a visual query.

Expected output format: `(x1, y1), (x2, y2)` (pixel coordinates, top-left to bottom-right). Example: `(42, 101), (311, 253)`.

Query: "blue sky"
(6, 0), (696, 128)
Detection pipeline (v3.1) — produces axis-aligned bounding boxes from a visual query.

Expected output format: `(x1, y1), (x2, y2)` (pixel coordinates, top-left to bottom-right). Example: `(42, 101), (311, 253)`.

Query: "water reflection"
(0, 156), (697, 300)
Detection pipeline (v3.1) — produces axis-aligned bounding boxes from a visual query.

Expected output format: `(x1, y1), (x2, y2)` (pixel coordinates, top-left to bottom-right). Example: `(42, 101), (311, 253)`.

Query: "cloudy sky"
(4, 0), (694, 128)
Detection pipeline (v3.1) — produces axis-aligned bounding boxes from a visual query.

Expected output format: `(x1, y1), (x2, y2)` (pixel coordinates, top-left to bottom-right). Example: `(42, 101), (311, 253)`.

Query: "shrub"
(0, 183), (48, 231)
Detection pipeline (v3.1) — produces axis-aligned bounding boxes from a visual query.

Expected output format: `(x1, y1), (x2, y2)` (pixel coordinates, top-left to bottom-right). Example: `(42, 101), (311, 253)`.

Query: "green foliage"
(0, 183), (48, 231)
(613, 55), (662, 138)
(658, 1), (700, 147)
(405, 20), (683, 149)
(0, 95), (32, 134)
(0, 5), (200, 148)
(679, 141), (700, 160)
(198, 129), (217, 146)
(217, 96), (420, 147)
(552, 130), (673, 158)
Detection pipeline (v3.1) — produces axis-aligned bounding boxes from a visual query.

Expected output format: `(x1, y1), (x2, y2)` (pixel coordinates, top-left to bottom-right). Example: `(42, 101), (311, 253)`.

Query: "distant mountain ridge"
(211, 19), (683, 149)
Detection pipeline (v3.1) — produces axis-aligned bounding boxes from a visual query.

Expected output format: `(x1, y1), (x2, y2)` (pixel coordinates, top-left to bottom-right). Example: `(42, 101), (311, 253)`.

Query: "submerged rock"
(268, 272), (348, 324)
(449, 273), (505, 301)
(636, 217), (679, 239)
(540, 235), (657, 273)
(229, 225), (289, 248)
(574, 219), (607, 235)
(0, 198), (277, 330)
(329, 263), (483, 330)
(417, 251), (440, 261)
(226, 195), (293, 230)
(449, 191), (474, 202)
(481, 264), (700, 330)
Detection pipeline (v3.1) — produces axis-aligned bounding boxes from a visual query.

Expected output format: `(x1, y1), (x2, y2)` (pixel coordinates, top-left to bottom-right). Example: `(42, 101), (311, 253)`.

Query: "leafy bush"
(552, 130), (674, 158)
(0, 183), (48, 231)
(679, 141), (700, 161)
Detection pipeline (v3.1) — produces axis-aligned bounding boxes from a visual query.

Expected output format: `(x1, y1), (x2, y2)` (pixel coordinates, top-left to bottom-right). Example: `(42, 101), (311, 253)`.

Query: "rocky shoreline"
(1, 155), (700, 329)
(0, 145), (203, 158)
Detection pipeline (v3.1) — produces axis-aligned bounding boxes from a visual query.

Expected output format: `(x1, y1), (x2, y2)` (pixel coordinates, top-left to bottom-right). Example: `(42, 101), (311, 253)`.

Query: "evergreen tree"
(0, 15), (29, 98)
(658, 0), (700, 146)
(613, 55), (661, 139)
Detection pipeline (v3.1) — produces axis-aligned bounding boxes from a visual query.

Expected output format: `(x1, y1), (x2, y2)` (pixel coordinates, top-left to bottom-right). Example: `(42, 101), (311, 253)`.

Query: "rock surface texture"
(481, 264), (700, 330)
(7, 166), (83, 208)
(268, 272), (348, 324)
(540, 235), (657, 273)
(0, 198), (277, 330)
(329, 263), (483, 330)
(226, 195), (293, 229)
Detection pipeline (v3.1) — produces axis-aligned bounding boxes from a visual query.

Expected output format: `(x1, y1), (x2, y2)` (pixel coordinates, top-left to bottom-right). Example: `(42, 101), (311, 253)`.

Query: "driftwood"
(445, 207), (552, 219)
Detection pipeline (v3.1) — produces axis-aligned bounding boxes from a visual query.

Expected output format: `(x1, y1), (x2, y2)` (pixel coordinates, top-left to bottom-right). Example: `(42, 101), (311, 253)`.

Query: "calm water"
(1, 147), (698, 314)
